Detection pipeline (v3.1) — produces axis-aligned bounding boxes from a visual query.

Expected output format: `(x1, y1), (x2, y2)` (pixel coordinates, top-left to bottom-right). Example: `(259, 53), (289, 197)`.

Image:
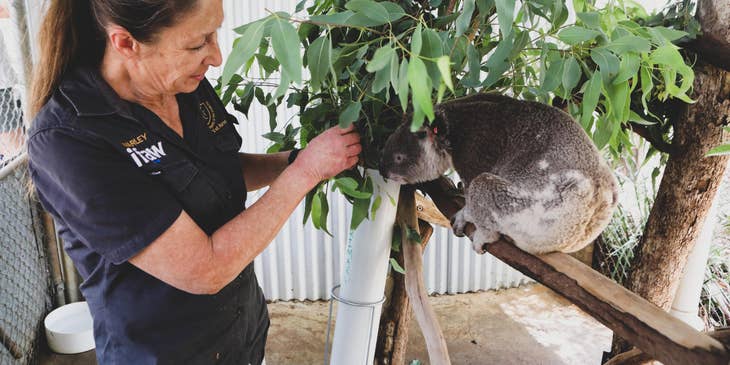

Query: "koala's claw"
(451, 210), (468, 237)
(472, 241), (488, 255)
(472, 228), (500, 255)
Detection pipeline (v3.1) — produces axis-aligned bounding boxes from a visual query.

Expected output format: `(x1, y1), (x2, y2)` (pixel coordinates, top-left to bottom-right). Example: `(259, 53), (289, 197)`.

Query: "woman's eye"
(190, 43), (206, 51)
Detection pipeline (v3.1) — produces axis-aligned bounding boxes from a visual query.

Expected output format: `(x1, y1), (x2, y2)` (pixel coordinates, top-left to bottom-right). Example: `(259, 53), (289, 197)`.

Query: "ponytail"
(29, 0), (102, 119)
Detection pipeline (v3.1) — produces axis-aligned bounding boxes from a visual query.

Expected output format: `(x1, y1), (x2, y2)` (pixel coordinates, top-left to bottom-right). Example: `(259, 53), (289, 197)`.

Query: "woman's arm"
(129, 125), (362, 295)
(238, 151), (290, 191)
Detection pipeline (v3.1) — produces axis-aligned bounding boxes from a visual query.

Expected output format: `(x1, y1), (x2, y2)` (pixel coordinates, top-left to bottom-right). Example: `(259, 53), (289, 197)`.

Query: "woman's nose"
(207, 38), (223, 67)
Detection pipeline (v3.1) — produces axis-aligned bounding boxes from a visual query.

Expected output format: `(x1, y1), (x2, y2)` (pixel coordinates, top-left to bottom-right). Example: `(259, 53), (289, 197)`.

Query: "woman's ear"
(107, 25), (141, 59)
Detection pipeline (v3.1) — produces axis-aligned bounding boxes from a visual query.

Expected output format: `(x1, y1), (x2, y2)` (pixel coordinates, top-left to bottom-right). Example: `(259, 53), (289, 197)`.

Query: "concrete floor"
(266, 283), (613, 365)
(40, 283), (613, 365)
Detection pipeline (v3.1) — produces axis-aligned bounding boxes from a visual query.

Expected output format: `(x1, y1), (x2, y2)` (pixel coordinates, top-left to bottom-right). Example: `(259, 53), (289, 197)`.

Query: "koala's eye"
(394, 154), (405, 163)
(415, 131), (427, 139)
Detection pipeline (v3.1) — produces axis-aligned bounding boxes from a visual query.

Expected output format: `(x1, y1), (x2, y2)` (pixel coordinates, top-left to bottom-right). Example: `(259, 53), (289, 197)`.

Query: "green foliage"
(218, 0), (697, 232)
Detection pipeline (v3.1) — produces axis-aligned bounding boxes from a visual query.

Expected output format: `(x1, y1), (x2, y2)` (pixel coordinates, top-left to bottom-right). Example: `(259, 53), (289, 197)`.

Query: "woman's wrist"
(286, 155), (321, 189)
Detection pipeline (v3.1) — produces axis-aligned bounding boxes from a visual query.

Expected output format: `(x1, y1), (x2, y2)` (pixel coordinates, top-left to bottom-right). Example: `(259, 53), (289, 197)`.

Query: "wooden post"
(398, 186), (451, 364)
(375, 189), (440, 365)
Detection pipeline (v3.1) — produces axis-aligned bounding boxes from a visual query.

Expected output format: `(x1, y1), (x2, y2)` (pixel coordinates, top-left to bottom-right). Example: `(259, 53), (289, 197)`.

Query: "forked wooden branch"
(416, 177), (730, 365)
(398, 186), (451, 365)
(604, 329), (730, 365)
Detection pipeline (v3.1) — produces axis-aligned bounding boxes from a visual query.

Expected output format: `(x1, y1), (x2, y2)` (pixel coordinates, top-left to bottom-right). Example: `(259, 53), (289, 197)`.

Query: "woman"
(27, 0), (360, 363)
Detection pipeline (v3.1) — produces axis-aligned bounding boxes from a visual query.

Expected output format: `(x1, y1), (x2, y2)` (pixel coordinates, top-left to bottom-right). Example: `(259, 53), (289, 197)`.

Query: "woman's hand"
(294, 124), (361, 183)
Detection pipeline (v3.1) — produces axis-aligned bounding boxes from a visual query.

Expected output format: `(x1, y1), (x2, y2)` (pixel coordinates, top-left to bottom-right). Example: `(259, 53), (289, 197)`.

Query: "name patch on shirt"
(126, 141), (166, 167)
(200, 101), (227, 134)
(121, 132), (148, 148)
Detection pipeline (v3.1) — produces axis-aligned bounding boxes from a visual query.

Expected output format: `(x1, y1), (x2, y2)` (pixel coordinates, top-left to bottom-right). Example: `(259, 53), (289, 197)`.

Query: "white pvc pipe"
(669, 195), (720, 330)
(329, 169), (400, 365)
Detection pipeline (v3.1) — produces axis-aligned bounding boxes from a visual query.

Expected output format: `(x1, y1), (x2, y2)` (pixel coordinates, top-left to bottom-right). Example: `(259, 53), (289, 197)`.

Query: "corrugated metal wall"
(215, 0), (532, 301)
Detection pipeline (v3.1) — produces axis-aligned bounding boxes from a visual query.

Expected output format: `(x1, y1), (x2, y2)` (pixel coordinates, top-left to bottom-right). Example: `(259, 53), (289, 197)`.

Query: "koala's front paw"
(451, 209), (468, 237)
(472, 228), (500, 255)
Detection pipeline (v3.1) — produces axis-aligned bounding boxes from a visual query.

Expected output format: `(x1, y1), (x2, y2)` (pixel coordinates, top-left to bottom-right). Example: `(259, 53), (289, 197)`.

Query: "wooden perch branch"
(416, 177), (730, 365)
(604, 329), (730, 365)
(398, 186), (451, 365)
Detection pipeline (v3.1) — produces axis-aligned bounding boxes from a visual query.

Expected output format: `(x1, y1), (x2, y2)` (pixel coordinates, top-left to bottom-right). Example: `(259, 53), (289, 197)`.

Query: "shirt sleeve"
(28, 127), (183, 264)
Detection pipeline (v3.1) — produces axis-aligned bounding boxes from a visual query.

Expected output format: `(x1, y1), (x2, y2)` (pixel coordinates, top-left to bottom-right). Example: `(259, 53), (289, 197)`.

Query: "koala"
(379, 93), (618, 255)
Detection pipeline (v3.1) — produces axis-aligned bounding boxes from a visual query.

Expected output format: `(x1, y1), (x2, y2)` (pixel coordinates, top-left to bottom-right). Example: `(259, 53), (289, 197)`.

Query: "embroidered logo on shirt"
(120, 132), (148, 148)
(126, 141), (166, 167)
(199, 101), (227, 134)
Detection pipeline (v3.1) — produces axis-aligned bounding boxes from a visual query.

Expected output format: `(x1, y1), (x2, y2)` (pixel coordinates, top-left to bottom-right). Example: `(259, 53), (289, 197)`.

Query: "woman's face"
(130, 0), (224, 95)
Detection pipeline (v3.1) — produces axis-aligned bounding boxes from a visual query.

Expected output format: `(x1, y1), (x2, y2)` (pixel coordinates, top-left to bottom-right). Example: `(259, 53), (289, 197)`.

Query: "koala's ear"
(427, 111), (450, 146)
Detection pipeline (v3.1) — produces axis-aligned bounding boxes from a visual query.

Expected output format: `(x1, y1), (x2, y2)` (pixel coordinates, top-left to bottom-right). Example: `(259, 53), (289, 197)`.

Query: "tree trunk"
(610, 61), (730, 357)
(375, 237), (412, 365)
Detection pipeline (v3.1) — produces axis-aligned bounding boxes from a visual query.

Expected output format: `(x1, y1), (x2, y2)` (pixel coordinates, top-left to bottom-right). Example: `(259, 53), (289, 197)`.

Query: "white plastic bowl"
(44, 301), (95, 354)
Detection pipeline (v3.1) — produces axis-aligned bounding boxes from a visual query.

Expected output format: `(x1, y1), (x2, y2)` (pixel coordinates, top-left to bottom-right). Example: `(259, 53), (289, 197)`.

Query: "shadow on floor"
(266, 283), (612, 365)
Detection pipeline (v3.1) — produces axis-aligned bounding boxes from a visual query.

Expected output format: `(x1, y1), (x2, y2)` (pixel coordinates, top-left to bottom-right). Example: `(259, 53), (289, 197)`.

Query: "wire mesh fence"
(0, 0), (29, 170)
(0, 160), (53, 365)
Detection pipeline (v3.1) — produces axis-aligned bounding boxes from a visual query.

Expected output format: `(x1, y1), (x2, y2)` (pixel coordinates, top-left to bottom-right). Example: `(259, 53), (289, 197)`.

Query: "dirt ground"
(40, 283), (612, 365)
(266, 283), (613, 365)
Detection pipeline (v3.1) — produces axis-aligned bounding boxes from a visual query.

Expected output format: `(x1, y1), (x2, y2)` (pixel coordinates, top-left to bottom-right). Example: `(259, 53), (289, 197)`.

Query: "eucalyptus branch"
(627, 122), (674, 155)
(446, 0), (457, 16)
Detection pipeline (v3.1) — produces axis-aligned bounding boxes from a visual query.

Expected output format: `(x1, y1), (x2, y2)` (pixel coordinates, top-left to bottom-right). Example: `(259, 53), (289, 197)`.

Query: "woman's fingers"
(346, 156), (360, 168)
(337, 124), (355, 134)
(347, 143), (362, 157)
(342, 132), (361, 147)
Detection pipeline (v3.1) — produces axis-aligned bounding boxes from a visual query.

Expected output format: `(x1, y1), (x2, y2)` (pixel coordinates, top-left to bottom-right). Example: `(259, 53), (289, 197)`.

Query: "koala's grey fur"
(380, 93), (618, 255)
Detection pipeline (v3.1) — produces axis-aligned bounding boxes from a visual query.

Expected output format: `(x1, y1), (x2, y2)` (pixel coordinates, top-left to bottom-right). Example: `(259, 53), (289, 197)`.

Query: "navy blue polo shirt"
(28, 67), (269, 364)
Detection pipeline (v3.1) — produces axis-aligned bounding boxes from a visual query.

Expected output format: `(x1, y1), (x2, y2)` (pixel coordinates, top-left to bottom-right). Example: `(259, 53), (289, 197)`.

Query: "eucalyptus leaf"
(335, 177), (372, 199)
(346, 0), (390, 24)
(408, 57), (435, 121)
(390, 258), (406, 274)
(591, 48), (620, 83)
(350, 178), (373, 230)
(707, 145), (730, 157)
(367, 45), (395, 73)
(653, 26), (689, 42)
(581, 70), (602, 128)
(411, 23), (423, 55)
(222, 20), (266, 85)
(561, 57), (581, 95)
(318, 191), (332, 235)
(601, 35), (651, 54)
(455, 0), (475, 37)
(576, 12), (600, 29)
(437, 56), (454, 92)
(558, 26), (601, 45)
(311, 191), (322, 229)
(639, 65), (653, 112)
(371, 195), (382, 220)
(271, 18), (303, 83)
(398, 59), (410, 111)
(613, 53), (640, 85)
(339, 101), (362, 128)
(307, 36), (333, 90)
(495, 0), (515, 38)
(303, 190), (315, 225)
(380, 2), (406, 21)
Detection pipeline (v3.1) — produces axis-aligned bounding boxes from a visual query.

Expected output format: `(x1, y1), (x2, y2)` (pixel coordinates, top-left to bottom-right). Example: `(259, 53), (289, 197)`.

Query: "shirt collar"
(58, 67), (136, 121)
